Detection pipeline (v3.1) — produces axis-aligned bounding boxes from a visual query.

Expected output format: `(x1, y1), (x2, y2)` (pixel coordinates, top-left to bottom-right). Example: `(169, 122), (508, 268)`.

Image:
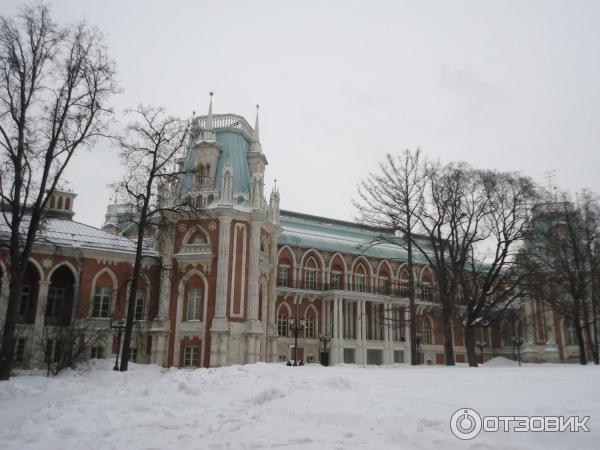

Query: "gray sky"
(6, 0), (600, 227)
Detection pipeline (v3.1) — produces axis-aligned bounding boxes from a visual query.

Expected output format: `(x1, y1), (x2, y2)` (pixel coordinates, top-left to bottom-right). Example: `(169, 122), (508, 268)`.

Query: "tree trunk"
(0, 268), (25, 380)
(464, 324), (478, 367)
(442, 302), (455, 365)
(575, 321), (587, 365)
(406, 235), (418, 365)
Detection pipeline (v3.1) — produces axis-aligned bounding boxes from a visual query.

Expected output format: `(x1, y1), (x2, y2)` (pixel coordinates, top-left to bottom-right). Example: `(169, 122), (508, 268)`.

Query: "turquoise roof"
(278, 210), (431, 264)
(181, 130), (252, 194)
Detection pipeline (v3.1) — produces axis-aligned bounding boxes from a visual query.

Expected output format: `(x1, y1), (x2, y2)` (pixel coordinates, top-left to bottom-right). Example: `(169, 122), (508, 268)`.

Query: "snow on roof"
(278, 210), (432, 264)
(0, 214), (155, 256)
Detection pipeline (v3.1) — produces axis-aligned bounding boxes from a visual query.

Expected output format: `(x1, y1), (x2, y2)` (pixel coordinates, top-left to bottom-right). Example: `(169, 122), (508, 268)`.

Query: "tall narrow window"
(565, 321), (577, 346)
(422, 318), (433, 345)
(355, 266), (366, 293)
(92, 286), (112, 318)
(305, 269), (316, 290)
(277, 313), (288, 336)
(187, 288), (203, 321)
(305, 315), (315, 338)
(134, 288), (145, 321)
(378, 277), (388, 294)
(502, 322), (513, 348)
(331, 272), (342, 289)
(18, 285), (31, 316)
(184, 346), (199, 367)
(278, 267), (289, 287)
(46, 286), (65, 317)
(14, 338), (26, 362)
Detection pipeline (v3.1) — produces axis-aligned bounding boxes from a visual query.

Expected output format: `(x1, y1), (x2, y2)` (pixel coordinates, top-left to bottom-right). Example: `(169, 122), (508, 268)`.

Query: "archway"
(47, 265), (76, 326)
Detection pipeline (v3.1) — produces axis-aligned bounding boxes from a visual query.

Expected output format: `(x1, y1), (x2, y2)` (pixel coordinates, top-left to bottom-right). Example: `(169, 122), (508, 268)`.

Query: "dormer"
(47, 190), (76, 220)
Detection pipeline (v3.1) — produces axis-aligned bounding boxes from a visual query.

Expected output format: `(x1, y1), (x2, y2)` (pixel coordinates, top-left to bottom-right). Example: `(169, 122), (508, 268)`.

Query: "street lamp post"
(512, 335), (524, 366)
(288, 317), (305, 366)
(111, 319), (126, 371)
(319, 334), (331, 366)
(415, 331), (422, 365)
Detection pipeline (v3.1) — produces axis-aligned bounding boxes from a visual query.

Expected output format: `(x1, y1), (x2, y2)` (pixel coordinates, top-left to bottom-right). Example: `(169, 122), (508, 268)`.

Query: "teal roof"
(180, 131), (252, 194)
(278, 210), (431, 264)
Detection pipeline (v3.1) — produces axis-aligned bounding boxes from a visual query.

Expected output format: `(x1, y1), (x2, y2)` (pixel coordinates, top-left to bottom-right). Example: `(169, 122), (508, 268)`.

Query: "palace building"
(0, 98), (579, 369)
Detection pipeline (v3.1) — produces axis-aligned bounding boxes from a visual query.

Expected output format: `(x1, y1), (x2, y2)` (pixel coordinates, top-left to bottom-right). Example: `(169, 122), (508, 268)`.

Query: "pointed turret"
(219, 154), (234, 206)
(268, 179), (280, 224)
(200, 92), (216, 142)
(250, 104), (262, 153)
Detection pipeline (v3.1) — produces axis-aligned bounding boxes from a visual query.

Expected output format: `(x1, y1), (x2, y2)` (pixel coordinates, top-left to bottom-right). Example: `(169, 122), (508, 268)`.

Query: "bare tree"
(522, 197), (591, 364)
(113, 105), (190, 371)
(0, 3), (117, 380)
(459, 171), (538, 366)
(355, 149), (427, 365)
(411, 163), (492, 365)
(579, 190), (600, 364)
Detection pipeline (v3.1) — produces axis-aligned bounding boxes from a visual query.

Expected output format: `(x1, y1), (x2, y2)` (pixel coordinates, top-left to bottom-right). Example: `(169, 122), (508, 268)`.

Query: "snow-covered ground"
(0, 359), (598, 450)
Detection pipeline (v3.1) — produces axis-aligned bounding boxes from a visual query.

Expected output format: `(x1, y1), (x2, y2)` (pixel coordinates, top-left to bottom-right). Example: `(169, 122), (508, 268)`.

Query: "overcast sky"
(5, 0), (600, 227)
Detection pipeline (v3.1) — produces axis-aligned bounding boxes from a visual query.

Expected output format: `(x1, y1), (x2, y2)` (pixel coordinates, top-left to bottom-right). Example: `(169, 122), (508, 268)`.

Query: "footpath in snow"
(0, 359), (598, 450)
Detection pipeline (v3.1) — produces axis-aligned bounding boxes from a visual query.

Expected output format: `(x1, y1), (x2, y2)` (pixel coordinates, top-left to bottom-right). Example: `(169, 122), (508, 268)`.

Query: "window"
(481, 327), (490, 347)
(47, 286), (65, 317)
(331, 272), (342, 289)
(306, 354), (315, 364)
(355, 274), (365, 292)
(393, 350), (404, 364)
(305, 316), (315, 338)
(422, 318), (433, 345)
(305, 269), (316, 290)
(131, 348), (138, 363)
(378, 277), (388, 294)
(46, 339), (63, 364)
(278, 355), (287, 362)
(14, 338), (26, 362)
(184, 346), (199, 367)
(187, 288), (203, 321)
(278, 267), (289, 287)
(190, 232), (206, 245)
(277, 313), (288, 337)
(18, 285), (31, 316)
(343, 348), (355, 363)
(134, 289), (145, 321)
(92, 286), (112, 318)
(502, 323), (513, 348)
(90, 346), (104, 359)
(565, 322), (577, 346)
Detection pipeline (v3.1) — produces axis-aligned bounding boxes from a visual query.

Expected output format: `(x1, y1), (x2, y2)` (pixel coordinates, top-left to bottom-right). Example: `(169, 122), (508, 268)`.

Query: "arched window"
(420, 268), (433, 301)
(304, 257), (318, 290)
(501, 322), (513, 348)
(565, 321), (577, 346)
(186, 287), (203, 321)
(57, 196), (63, 209)
(305, 306), (316, 338)
(65, 197), (71, 210)
(277, 304), (289, 337)
(134, 288), (145, 321)
(422, 317), (433, 345)
(355, 264), (366, 293)
(49, 196), (56, 209)
(399, 269), (410, 296)
(92, 285), (112, 318)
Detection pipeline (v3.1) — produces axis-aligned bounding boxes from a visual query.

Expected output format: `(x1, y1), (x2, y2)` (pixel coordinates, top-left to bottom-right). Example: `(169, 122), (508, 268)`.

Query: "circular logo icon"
(450, 408), (482, 440)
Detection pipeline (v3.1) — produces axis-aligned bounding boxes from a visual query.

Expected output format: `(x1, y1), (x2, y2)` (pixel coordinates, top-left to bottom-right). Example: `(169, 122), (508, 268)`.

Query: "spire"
(254, 104), (260, 142)
(251, 103), (262, 153)
(207, 92), (214, 130)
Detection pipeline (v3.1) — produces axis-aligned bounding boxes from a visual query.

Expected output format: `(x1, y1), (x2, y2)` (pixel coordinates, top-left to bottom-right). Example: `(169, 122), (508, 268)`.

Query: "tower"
(163, 94), (281, 368)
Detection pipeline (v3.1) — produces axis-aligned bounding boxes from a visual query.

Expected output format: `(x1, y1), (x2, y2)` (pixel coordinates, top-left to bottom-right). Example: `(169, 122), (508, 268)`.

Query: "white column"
(355, 301), (362, 364)
(247, 220), (261, 321)
(34, 281), (50, 329)
(383, 303), (392, 364)
(157, 224), (175, 319)
(211, 216), (232, 367)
